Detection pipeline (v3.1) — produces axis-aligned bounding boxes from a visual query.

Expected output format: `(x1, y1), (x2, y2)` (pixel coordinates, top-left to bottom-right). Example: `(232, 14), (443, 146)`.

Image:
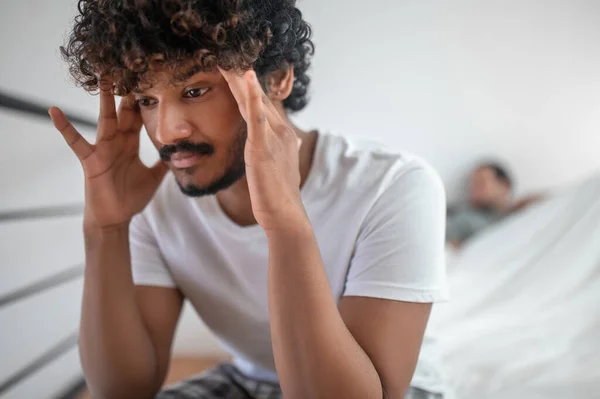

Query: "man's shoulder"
(317, 132), (441, 197)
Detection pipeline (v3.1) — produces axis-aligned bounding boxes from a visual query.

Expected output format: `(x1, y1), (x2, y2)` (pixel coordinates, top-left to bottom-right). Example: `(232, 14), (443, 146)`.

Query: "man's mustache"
(159, 141), (215, 162)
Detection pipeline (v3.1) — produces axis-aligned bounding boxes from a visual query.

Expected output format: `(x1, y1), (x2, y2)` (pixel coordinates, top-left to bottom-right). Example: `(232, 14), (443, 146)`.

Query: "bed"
(430, 174), (600, 399)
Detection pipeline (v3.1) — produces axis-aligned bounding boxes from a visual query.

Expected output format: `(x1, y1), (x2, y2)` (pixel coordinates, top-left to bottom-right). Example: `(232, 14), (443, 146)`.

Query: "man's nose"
(154, 104), (193, 145)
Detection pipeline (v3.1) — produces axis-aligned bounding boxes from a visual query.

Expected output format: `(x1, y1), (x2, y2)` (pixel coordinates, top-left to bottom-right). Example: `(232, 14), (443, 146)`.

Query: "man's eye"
(135, 98), (156, 107)
(183, 87), (210, 98)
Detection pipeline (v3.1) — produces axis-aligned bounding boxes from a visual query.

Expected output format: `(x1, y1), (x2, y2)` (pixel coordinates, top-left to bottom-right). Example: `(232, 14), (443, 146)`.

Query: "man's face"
(468, 167), (510, 209)
(134, 68), (247, 197)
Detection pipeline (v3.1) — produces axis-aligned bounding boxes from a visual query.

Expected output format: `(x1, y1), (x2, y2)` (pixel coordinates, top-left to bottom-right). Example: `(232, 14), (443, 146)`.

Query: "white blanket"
(431, 174), (600, 399)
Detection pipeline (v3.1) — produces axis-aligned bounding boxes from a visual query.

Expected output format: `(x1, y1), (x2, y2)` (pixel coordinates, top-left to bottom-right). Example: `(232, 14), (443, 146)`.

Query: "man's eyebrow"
(174, 64), (211, 83)
(132, 65), (214, 94)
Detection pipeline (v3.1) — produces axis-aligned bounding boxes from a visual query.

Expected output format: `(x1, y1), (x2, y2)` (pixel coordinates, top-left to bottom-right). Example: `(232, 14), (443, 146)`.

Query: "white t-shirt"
(130, 132), (449, 393)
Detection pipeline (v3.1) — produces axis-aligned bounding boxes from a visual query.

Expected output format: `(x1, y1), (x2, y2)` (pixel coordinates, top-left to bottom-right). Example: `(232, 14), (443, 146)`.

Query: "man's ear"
(266, 67), (294, 101)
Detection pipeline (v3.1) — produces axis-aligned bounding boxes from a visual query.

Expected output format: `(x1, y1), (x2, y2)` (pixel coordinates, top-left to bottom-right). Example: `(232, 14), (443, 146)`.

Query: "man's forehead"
(132, 64), (219, 93)
(475, 166), (494, 174)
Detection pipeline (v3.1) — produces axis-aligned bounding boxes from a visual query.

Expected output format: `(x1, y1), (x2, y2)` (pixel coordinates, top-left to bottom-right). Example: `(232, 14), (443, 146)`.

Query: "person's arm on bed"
(511, 193), (546, 212)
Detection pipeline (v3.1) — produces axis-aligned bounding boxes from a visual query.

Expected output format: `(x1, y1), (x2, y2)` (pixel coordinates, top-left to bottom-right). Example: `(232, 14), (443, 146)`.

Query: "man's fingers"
(98, 78), (118, 138)
(117, 95), (142, 134)
(245, 70), (283, 124)
(48, 107), (93, 160)
(244, 71), (269, 143)
(245, 70), (286, 130)
(219, 67), (249, 119)
(220, 68), (284, 127)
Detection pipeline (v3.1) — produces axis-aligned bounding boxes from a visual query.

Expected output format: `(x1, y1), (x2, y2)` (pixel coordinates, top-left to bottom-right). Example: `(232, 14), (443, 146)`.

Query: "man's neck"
(216, 123), (318, 227)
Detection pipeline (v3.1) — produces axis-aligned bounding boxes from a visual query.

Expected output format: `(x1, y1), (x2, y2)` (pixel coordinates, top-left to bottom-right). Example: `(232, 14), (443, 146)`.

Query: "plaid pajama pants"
(156, 362), (444, 399)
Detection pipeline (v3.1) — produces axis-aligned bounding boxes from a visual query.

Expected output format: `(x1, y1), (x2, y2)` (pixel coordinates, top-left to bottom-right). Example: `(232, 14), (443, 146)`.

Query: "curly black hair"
(61, 0), (314, 112)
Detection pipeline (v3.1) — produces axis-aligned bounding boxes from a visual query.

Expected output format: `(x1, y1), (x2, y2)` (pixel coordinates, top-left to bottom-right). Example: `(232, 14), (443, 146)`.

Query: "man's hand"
(49, 81), (168, 229)
(220, 69), (306, 231)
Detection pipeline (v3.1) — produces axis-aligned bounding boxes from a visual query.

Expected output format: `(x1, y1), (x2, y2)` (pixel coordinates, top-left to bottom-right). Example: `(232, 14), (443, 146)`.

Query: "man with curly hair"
(49, 1), (448, 398)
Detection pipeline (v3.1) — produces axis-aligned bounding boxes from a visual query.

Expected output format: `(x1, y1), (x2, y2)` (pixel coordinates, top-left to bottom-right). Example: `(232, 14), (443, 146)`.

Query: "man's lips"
(169, 152), (203, 169)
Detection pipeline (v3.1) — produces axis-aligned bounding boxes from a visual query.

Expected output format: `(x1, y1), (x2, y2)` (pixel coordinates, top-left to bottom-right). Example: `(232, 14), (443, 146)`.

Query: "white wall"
(1, 0), (599, 375)
(2, 0), (599, 200)
(296, 0), (600, 201)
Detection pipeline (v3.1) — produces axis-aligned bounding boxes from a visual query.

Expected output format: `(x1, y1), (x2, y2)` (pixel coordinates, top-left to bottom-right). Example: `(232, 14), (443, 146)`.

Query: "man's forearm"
(267, 217), (382, 399)
(80, 222), (160, 399)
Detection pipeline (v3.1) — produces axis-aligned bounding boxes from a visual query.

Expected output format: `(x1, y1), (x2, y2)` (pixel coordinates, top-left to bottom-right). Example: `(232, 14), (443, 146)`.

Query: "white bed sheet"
(431, 174), (600, 399)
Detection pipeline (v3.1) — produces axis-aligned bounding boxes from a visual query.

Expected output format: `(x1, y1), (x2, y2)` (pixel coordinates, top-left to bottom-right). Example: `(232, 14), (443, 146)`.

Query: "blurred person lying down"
(446, 162), (544, 248)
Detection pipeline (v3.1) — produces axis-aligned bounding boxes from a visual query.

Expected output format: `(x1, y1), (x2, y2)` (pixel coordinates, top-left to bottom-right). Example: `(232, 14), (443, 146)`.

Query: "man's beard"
(160, 125), (247, 197)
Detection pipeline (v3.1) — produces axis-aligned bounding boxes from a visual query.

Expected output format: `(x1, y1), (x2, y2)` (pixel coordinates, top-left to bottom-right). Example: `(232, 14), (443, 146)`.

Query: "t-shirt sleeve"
(129, 212), (177, 288)
(343, 161), (448, 303)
